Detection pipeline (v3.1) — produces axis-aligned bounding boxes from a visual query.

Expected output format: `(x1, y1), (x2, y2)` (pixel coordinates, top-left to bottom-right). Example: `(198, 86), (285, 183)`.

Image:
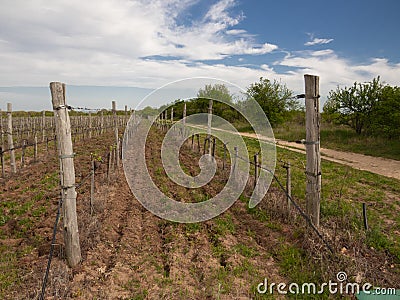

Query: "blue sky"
(0, 0), (399, 111)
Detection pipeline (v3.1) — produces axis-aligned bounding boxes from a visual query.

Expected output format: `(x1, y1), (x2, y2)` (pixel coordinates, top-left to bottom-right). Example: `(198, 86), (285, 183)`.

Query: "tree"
(246, 77), (294, 127)
(187, 83), (240, 123)
(370, 85), (400, 138)
(324, 77), (383, 134)
(197, 83), (233, 103)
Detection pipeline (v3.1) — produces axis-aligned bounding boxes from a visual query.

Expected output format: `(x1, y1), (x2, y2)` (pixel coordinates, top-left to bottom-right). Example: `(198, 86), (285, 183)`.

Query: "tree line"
(140, 76), (399, 139)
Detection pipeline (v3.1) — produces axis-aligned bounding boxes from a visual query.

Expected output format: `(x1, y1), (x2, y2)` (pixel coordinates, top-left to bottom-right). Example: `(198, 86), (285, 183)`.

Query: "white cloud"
(0, 0), (399, 111)
(226, 29), (248, 35)
(275, 50), (400, 100)
(305, 38), (334, 46)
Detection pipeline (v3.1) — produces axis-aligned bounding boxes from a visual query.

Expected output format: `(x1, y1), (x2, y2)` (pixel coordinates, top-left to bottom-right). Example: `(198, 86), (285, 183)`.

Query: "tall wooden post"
(112, 101), (120, 167)
(305, 74), (321, 227)
(124, 105), (128, 125)
(0, 109), (4, 156)
(50, 82), (81, 267)
(34, 135), (38, 162)
(88, 112), (92, 139)
(100, 111), (104, 135)
(42, 110), (46, 142)
(7, 103), (17, 173)
(207, 99), (213, 158)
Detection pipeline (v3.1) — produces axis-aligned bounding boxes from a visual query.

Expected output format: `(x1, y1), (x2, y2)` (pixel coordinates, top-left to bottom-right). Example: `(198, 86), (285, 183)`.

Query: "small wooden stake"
(362, 203), (368, 231)
(90, 158), (95, 215)
(0, 147), (4, 178)
(254, 153), (259, 188)
(284, 162), (291, 213)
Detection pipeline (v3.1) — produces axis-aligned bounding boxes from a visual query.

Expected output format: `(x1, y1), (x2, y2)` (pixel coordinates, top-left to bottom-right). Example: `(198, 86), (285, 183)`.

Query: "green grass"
(273, 121), (400, 160)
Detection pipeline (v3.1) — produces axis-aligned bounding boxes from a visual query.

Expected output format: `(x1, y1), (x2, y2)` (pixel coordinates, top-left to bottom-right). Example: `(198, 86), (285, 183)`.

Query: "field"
(0, 118), (399, 299)
(273, 120), (400, 161)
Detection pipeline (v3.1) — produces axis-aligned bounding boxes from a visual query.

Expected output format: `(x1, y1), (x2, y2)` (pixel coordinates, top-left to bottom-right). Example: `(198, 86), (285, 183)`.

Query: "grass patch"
(273, 121), (400, 160)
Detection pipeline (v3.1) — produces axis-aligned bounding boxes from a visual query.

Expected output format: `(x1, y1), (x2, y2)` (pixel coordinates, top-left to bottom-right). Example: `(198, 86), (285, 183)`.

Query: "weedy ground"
(0, 125), (399, 299)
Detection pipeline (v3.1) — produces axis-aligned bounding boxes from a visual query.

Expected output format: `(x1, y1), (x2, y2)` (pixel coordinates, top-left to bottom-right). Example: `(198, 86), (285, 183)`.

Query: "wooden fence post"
(124, 105), (128, 125)
(222, 143), (227, 170)
(362, 203), (368, 231)
(90, 157), (95, 215)
(50, 82), (81, 267)
(233, 146), (238, 180)
(284, 162), (291, 213)
(42, 110), (46, 142)
(88, 112), (92, 139)
(254, 153), (258, 188)
(0, 147), (4, 178)
(183, 102), (186, 136)
(21, 139), (26, 168)
(7, 103), (17, 173)
(212, 137), (216, 157)
(34, 135), (38, 162)
(0, 109), (4, 154)
(196, 134), (200, 152)
(304, 74), (321, 227)
(207, 99), (213, 159)
(100, 111), (104, 135)
(112, 101), (120, 167)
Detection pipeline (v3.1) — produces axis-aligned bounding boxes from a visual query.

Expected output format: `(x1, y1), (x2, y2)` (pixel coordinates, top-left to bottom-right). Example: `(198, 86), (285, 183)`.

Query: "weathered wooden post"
(183, 102), (187, 137)
(124, 105), (128, 125)
(254, 153), (259, 188)
(304, 74), (321, 227)
(112, 101), (120, 167)
(100, 111), (104, 135)
(21, 139), (26, 168)
(0, 147), (4, 178)
(50, 82), (81, 267)
(283, 162), (292, 214)
(90, 157), (95, 215)
(34, 134), (38, 162)
(88, 112), (92, 139)
(362, 203), (368, 231)
(222, 143), (227, 170)
(7, 103), (17, 173)
(196, 134), (200, 152)
(233, 146), (238, 180)
(0, 109), (4, 153)
(212, 137), (216, 157)
(42, 110), (46, 142)
(207, 99), (213, 158)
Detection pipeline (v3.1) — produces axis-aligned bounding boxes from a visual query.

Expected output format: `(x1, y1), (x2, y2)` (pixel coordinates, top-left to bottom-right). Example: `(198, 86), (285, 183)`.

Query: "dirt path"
(239, 132), (400, 180)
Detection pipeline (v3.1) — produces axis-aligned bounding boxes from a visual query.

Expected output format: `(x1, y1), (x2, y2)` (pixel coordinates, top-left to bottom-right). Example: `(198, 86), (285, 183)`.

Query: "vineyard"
(0, 84), (400, 299)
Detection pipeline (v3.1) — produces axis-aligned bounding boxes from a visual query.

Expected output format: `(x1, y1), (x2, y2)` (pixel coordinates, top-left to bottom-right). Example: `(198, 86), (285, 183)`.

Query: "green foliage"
(370, 85), (400, 138)
(245, 77), (295, 127)
(197, 83), (233, 103)
(324, 76), (400, 139)
(138, 106), (159, 118)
